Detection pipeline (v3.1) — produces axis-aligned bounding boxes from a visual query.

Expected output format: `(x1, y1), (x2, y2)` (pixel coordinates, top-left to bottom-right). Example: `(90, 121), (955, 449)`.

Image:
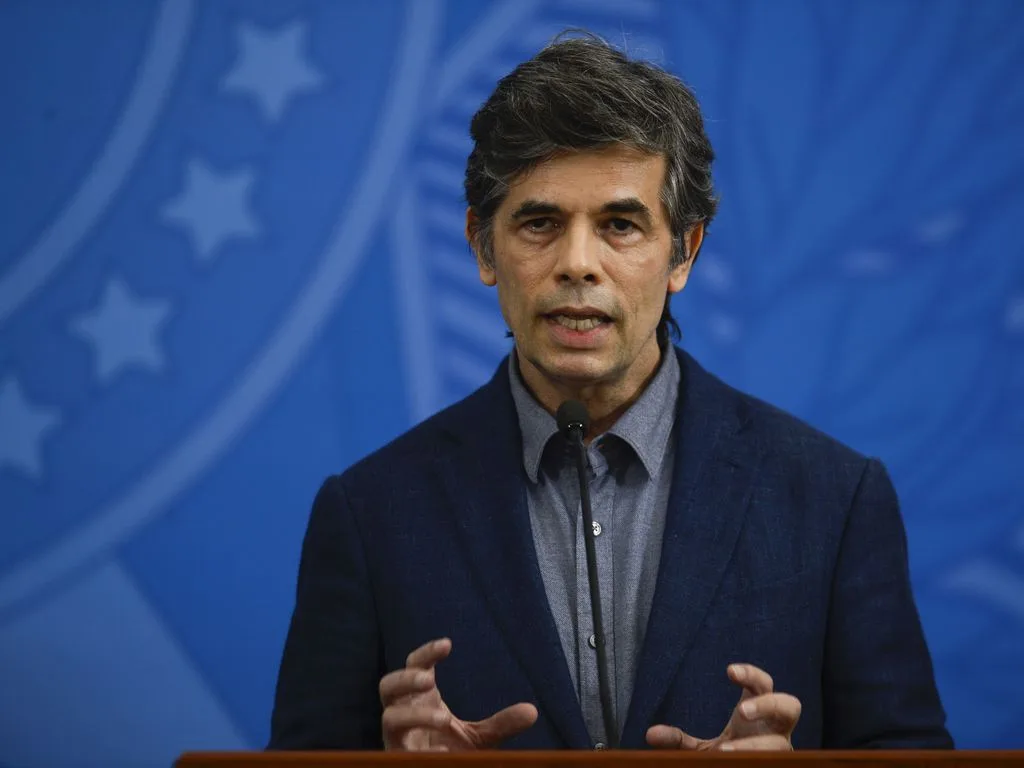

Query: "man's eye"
(524, 218), (555, 232)
(607, 218), (638, 233)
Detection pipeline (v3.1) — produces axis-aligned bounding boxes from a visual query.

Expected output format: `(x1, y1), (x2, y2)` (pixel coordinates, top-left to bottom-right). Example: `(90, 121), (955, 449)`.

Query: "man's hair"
(464, 31), (718, 345)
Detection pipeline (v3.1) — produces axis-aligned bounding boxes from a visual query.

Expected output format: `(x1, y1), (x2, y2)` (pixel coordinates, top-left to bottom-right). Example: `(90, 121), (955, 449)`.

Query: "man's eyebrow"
(601, 198), (655, 226)
(509, 200), (562, 220)
(508, 197), (656, 225)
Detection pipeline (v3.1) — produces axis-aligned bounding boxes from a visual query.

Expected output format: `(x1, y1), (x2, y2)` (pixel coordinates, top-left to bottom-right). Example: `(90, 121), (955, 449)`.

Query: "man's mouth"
(544, 309), (613, 332)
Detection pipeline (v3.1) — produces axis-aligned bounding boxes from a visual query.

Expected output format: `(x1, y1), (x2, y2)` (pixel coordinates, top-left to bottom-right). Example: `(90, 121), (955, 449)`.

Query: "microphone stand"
(567, 425), (618, 749)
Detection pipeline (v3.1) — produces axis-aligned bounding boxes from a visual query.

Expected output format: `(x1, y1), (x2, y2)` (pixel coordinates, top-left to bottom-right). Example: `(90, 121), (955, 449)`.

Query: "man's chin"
(534, 350), (615, 386)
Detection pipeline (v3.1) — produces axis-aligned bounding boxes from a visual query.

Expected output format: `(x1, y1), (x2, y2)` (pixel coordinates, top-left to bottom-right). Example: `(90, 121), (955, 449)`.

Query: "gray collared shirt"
(509, 349), (680, 745)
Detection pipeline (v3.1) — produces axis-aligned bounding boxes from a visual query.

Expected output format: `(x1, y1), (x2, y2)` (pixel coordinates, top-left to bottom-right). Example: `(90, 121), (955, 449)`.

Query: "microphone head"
(556, 399), (590, 441)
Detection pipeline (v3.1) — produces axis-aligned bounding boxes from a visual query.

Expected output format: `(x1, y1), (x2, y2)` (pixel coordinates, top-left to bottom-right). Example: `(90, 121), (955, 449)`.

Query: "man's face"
(472, 146), (697, 395)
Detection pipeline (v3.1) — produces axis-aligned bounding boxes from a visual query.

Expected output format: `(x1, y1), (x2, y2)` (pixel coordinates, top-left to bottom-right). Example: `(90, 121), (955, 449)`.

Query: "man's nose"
(556, 222), (600, 283)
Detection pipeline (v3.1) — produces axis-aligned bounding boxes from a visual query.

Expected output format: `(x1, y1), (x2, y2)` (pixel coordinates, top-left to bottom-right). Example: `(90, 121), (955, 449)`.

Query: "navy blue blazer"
(268, 347), (953, 750)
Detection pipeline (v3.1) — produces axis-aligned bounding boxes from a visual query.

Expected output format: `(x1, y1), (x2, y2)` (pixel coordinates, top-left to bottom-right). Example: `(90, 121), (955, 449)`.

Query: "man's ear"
(668, 222), (705, 294)
(466, 208), (497, 287)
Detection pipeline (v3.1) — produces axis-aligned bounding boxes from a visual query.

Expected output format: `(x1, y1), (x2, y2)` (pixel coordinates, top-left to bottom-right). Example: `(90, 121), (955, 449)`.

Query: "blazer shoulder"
(742, 388), (866, 466)
(682, 349), (871, 477)
(334, 373), (500, 494)
(685, 355), (886, 541)
(737, 386), (882, 507)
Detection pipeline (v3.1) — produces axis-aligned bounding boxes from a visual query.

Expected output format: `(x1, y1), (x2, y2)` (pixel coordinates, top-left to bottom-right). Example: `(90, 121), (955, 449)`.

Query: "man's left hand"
(647, 664), (801, 751)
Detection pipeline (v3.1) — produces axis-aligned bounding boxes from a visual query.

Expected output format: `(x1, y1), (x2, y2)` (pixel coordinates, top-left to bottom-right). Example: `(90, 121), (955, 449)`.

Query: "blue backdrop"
(1, 1), (1023, 765)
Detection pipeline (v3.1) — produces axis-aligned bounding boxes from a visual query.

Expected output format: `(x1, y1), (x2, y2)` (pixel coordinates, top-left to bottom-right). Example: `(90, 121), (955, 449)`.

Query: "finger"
(645, 725), (703, 750)
(474, 703), (538, 746)
(720, 734), (792, 751)
(382, 704), (451, 737)
(421, 745), (450, 753)
(728, 663), (774, 697)
(406, 637), (453, 669)
(379, 668), (436, 707)
(736, 693), (802, 734)
(396, 731), (450, 753)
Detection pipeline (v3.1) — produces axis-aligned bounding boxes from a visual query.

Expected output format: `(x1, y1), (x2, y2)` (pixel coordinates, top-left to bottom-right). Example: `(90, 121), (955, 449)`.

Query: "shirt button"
(594, 742), (607, 750)
(588, 633), (597, 649)
(592, 521), (603, 536)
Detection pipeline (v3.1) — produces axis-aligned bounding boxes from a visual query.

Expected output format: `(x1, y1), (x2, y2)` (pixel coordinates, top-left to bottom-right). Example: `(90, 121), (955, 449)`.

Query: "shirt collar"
(508, 346), (680, 483)
(604, 347), (680, 478)
(508, 354), (561, 483)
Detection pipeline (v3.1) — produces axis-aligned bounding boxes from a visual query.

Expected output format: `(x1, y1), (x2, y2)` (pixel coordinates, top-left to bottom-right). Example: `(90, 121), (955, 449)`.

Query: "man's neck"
(515, 342), (665, 441)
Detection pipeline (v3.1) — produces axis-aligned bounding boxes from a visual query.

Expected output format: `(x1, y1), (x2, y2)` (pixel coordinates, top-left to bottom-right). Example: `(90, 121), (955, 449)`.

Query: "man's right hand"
(379, 637), (538, 751)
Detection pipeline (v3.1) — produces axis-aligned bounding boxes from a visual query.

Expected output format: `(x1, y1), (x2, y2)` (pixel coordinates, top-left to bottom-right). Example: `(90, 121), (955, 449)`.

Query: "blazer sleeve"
(268, 475), (384, 749)
(822, 458), (954, 748)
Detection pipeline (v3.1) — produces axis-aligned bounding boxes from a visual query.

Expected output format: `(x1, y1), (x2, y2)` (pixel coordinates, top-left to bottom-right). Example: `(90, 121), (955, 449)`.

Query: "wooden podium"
(176, 751), (1024, 767)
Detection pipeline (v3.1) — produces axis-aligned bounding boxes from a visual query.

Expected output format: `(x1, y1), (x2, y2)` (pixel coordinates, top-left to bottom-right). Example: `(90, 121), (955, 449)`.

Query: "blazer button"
(588, 633), (597, 649)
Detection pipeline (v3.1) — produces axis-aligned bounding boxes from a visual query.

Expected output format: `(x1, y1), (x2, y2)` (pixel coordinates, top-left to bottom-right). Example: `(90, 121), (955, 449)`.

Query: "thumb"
(473, 702), (538, 746)
(647, 724), (703, 750)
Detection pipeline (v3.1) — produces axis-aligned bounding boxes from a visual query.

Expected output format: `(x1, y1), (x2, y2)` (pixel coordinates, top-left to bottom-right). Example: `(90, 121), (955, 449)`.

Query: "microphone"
(556, 400), (618, 749)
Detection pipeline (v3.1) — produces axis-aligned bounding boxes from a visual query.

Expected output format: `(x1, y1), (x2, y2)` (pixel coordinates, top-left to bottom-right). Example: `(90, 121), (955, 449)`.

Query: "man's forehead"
(500, 147), (667, 214)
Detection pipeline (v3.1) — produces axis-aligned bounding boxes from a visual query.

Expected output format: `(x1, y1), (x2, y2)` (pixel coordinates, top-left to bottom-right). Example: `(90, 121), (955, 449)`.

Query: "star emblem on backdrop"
(221, 20), (325, 122)
(161, 158), (260, 261)
(0, 377), (60, 480)
(70, 277), (172, 383)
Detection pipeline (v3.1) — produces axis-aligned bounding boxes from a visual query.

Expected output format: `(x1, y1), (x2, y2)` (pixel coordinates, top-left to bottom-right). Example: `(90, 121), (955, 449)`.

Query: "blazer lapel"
(436, 363), (591, 749)
(621, 349), (764, 748)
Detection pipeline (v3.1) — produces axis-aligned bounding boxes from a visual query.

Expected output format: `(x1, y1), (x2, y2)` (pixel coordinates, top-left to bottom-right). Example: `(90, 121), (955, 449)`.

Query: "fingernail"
(720, 743), (735, 752)
(740, 701), (756, 718)
(730, 665), (745, 680)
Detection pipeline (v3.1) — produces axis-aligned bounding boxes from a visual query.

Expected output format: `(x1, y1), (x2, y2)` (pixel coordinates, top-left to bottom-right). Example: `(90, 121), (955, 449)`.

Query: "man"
(268, 34), (953, 752)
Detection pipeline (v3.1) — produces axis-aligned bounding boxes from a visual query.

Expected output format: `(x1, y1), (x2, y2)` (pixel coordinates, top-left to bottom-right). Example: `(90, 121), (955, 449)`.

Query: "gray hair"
(464, 31), (718, 273)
